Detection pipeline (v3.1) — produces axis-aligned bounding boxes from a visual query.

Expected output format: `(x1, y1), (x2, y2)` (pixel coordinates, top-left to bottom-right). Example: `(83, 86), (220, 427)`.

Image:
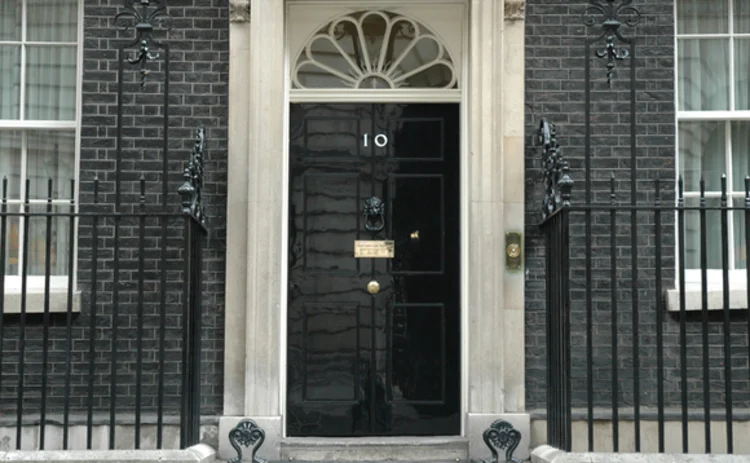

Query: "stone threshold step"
(279, 436), (469, 462)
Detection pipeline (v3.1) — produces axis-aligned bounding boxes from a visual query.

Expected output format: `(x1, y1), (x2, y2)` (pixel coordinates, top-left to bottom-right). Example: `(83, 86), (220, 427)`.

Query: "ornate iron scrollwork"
(228, 419), (266, 463)
(482, 419), (522, 463)
(539, 119), (573, 221)
(363, 196), (386, 232)
(582, 0), (641, 87)
(114, 0), (174, 87)
(178, 127), (206, 224)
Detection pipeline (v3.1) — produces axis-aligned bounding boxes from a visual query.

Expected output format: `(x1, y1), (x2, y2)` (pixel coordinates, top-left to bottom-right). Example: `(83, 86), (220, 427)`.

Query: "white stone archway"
(219, 0), (528, 460)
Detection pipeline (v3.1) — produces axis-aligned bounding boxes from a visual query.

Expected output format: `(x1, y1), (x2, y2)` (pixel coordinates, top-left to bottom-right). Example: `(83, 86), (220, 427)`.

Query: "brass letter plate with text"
(354, 240), (395, 258)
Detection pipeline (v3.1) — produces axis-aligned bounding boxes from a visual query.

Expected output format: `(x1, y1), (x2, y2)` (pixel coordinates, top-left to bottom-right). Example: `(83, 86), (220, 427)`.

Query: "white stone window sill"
(665, 287), (749, 312)
(1, 290), (81, 314)
(0, 276), (81, 314)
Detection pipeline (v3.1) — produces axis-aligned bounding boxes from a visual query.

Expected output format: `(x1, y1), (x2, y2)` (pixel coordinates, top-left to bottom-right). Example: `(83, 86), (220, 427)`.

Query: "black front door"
(287, 103), (460, 436)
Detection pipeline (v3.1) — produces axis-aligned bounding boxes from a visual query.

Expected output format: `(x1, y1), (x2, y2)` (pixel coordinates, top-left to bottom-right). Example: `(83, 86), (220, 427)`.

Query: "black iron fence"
(0, 130), (206, 451)
(541, 119), (750, 453)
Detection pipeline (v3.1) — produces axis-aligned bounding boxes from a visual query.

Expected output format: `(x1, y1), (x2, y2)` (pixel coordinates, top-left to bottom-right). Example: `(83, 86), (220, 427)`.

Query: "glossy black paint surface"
(287, 103), (460, 436)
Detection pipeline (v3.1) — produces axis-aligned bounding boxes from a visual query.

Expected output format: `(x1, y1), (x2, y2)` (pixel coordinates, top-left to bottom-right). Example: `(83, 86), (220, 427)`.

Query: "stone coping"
(0, 443), (216, 463)
(532, 445), (750, 463)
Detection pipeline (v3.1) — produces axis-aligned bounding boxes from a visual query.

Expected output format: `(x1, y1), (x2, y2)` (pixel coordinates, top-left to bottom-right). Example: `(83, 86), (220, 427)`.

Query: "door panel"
(287, 103), (460, 436)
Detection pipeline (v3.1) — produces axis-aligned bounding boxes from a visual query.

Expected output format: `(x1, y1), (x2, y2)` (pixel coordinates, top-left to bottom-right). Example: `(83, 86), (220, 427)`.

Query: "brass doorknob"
(367, 280), (380, 294)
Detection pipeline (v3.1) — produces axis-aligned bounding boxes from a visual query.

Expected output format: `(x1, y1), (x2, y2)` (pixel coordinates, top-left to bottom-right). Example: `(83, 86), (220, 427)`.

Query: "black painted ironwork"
(229, 419), (267, 463)
(539, 119), (573, 221)
(482, 420), (522, 463)
(540, 166), (750, 454)
(582, 0), (641, 87)
(0, 0), (206, 451)
(540, 124), (572, 450)
(362, 195), (386, 232)
(578, 0), (642, 452)
(0, 166), (206, 450)
(114, 0), (174, 87)
(179, 128), (207, 225)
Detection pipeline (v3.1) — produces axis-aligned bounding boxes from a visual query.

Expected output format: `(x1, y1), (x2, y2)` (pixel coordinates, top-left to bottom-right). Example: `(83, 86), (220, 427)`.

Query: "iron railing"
(541, 118), (750, 454)
(0, 130), (206, 451)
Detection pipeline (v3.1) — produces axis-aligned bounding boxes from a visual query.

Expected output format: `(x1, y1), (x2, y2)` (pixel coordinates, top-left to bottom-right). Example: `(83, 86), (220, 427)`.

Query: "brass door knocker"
(363, 196), (385, 232)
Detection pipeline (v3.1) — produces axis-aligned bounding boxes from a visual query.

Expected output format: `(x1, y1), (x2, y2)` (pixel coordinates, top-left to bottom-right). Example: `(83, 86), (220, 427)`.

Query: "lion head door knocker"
(363, 196), (385, 233)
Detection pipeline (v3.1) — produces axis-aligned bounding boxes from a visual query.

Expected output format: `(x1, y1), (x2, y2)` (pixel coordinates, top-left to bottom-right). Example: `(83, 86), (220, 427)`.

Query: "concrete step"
(278, 436), (469, 462)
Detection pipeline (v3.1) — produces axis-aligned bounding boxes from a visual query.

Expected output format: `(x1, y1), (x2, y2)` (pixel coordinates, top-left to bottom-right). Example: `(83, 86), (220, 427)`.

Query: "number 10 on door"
(363, 133), (388, 148)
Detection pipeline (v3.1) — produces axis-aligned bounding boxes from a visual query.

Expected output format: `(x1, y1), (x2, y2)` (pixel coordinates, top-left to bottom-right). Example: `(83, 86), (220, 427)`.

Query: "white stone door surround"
(219, 0), (528, 460)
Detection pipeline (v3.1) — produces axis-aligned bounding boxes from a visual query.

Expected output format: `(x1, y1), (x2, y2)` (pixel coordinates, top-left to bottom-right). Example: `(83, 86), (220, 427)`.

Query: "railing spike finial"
(559, 161), (574, 207)
(178, 127), (206, 224)
(540, 118), (573, 220)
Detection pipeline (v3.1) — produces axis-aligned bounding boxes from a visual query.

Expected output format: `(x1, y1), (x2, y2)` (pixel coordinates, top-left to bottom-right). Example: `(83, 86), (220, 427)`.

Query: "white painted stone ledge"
(0, 443), (216, 463)
(665, 288), (749, 311)
(532, 445), (750, 463)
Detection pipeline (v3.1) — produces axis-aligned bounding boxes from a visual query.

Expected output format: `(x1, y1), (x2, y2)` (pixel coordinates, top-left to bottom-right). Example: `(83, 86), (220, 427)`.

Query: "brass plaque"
(354, 240), (395, 258)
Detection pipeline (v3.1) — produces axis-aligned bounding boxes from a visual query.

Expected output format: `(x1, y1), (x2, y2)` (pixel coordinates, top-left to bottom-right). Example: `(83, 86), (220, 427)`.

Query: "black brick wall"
(525, 0), (750, 414)
(0, 0), (228, 419)
(77, 0), (228, 416)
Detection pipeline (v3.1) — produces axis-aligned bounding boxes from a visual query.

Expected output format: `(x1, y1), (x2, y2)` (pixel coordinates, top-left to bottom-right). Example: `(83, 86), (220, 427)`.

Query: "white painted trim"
(282, 0), (468, 438)
(0, 41), (77, 46)
(290, 89), (462, 103)
(72, 0), (84, 294)
(666, 287), (750, 311)
(677, 33), (750, 38)
(673, 0), (681, 283)
(288, 0), (462, 5)
(0, 0), (83, 291)
(19, 0), (27, 121)
(677, 111), (750, 120)
(288, 3), (464, 93)
(280, 4), (292, 435)
(0, 121), (77, 129)
(458, 0), (468, 438)
(291, 9), (458, 91)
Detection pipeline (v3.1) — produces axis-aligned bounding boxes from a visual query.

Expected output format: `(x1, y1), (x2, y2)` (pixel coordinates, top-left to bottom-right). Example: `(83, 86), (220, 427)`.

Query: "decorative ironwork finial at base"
(581, 0), (641, 87)
(179, 127), (206, 224)
(228, 419), (266, 463)
(482, 419), (522, 463)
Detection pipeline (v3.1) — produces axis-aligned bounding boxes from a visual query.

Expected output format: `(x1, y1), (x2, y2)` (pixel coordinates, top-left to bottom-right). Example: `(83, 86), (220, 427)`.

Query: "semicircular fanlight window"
(292, 10), (458, 90)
